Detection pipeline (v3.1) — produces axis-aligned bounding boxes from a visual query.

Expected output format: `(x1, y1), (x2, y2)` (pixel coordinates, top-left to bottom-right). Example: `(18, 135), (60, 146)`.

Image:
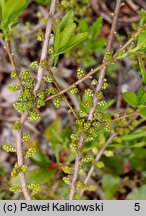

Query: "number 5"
(134, 203), (140, 211)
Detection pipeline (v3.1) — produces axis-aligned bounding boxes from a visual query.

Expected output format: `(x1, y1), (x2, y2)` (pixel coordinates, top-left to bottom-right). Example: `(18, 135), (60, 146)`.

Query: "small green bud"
(96, 91), (103, 99)
(61, 165), (72, 174)
(21, 165), (27, 172)
(85, 89), (93, 97)
(69, 142), (77, 152)
(10, 186), (21, 193)
(30, 61), (38, 69)
(83, 121), (91, 130)
(78, 111), (87, 118)
(76, 181), (88, 190)
(39, 59), (48, 69)
(13, 120), (21, 130)
(10, 70), (17, 78)
(24, 77), (36, 88)
(98, 100), (106, 107)
(28, 183), (41, 196)
(91, 79), (97, 85)
(28, 110), (40, 121)
(77, 68), (84, 79)
(53, 97), (61, 108)
(70, 134), (78, 142)
(105, 50), (113, 60)
(48, 46), (54, 55)
(20, 69), (30, 80)
(48, 86), (58, 95)
(36, 98), (45, 108)
(104, 150), (114, 157)
(37, 31), (44, 41)
(63, 177), (71, 185)
(8, 84), (20, 92)
(69, 85), (78, 94)
(43, 75), (53, 83)
(2, 144), (16, 152)
(95, 161), (104, 168)
(22, 134), (32, 142)
(25, 147), (36, 158)
(80, 155), (94, 164)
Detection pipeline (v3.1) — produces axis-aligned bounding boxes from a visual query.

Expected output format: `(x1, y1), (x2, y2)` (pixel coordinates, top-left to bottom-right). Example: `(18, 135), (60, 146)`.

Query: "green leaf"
(102, 174), (120, 199)
(140, 9), (146, 25)
(60, 10), (74, 32)
(11, 168), (55, 185)
(3, 0), (29, 27)
(45, 118), (62, 145)
(59, 23), (76, 49)
(34, 0), (51, 5)
(123, 91), (139, 108)
(137, 88), (145, 100)
(90, 17), (102, 39)
(127, 185), (146, 200)
(138, 57), (146, 84)
(121, 129), (146, 141)
(54, 32), (89, 55)
(139, 92), (146, 105)
(139, 107), (146, 117)
(78, 19), (88, 32)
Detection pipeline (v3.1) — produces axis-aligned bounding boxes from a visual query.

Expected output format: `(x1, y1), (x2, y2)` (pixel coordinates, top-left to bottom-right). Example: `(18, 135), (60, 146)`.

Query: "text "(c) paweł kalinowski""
(20, 202), (103, 212)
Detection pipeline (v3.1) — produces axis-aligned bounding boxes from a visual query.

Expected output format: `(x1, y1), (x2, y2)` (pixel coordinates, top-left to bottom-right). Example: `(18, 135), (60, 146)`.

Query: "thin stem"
(112, 110), (138, 122)
(47, 66), (78, 118)
(80, 133), (117, 197)
(69, 0), (121, 200)
(16, 112), (31, 200)
(5, 0), (57, 200)
(5, 40), (31, 199)
(6, 40), (23, 90)
(33, 0), (57, 95)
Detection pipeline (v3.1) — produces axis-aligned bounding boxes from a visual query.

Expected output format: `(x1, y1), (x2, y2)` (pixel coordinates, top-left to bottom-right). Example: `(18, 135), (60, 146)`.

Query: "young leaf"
(90, 17), (102, 39)
(78, 19), (88, 32)
(102, 174), (120, 199)
(139, 92), (146, 105)
(59, 23), (76, 49)
(54, 32), (89, 55)
(140, 9), (146, 25)
(138, 57), (146, 84)
(60, 10), (74, 32)
(3, 0), (29, 27)
(137, 88), (145, 100)
(123, 91), (139, 108)
(139, 107), (146, 117)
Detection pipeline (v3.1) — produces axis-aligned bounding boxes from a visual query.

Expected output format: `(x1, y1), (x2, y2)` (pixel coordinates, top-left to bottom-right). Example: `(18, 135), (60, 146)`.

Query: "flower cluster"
(10, 70), (17, 78)
(2, 144), (16, 152)
(61, 165), (72, 174)
(30, 61), (38, 70)
(28, 183), (41, 196)
(10, 186), (21, 193)
(22, 134), (32, 142)
(77, 68), (84, 79)
(63, 176), (71, 185)
(8, 84), (19, 92)
(28, 110), (40, 121)
(11, 163), (27, 177)
(80, 155), (94, 164)
(75, 181), (88, 190)
(25, 147), (36, 158)
(69, 85), (78, 94)
(13, 120), (21, 130)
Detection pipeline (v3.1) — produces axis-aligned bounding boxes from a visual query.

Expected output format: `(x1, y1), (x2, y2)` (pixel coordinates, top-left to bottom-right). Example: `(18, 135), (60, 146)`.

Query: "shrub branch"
(69, 0), (121, 200)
